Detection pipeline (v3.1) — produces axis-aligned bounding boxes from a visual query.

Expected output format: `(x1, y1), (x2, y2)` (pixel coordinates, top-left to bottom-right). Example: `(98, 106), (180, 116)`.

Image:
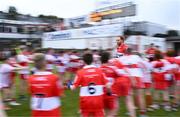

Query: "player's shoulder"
(81, 65), (102, 72)
(30, 71), (57, 78)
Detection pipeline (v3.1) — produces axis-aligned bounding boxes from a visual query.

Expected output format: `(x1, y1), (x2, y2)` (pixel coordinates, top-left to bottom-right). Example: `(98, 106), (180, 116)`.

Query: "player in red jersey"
(118, 48), (147, 116)
(174, 56), (180, 109)
(145, 44), (156, 57)
(151, 51), (171, 111)
(100, 52), (119, 116)
(28, 53), (62, 117)
(116, 36), (128, 57)
(100, 52), (136, 117)
(69, 53), (110, 117)
(165, 51), (180, 111)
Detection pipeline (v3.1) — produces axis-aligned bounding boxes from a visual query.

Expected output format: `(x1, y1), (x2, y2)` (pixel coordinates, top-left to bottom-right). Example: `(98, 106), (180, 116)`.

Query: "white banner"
(43, 23), (123, 40)
(80, 24), (123, 38)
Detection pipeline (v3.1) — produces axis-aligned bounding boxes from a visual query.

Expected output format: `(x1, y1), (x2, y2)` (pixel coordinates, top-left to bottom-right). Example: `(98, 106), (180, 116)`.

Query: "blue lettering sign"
(50, 33), (71, 40)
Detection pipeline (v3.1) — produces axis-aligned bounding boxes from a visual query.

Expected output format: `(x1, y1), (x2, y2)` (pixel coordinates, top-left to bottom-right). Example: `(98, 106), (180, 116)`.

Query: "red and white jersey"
(141, 60), (153, 83)
(167, 56), (180, 66)
(165, 57), (180, 81)
(109, 58), (130, 76)
(0, 63), (15, 88)
(152, 59), (174, 81)
(151, 59), (173, 82)
(17, 54), (30, 74)
(72, 65), (107, 110)
(45, 54), (57, 70)
(7, 57), (18, 79)
(175, 56), (180, 65)
(28, 71), (62, 112)
(106, 58), (132, 95)
(56, 56), (67, 73)
(67, 55), (84, 73)
(117, 43), (128, 56)
(100, 64), (118, 86)
(100, 64), (126, 95)
(164, 57), (179, 71)
(23, 51), (33, 61)
(151, 60), (168, 73)
(118, 55), (144, 78)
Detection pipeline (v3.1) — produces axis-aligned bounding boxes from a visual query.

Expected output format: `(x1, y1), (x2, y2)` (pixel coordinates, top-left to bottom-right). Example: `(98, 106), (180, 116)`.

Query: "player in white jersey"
(16, 47), (32, 100)
(66, 51), (83, 80)
(140, 56), (154, 111)
(56, 51), (67, 78)
(118, 48), (147, 116)
(0, 55), (26, 109)
(45, 48), (57, 72)
(6, 50), (22, 106)
(56, 51), (68, 95)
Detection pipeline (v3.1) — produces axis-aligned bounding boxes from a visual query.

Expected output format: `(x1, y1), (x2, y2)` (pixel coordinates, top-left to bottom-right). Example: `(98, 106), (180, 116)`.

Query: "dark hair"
(72, 51), (77, 54)
(126, 48), (133, 54)
(150, 43), (154, 46)
(0, 56), (8, 61)
(148, 57), (154, 62)
(119, 36), (125, 41)
(100, 52), (110, 64)
(59, 50), (64, 54)
(11, 49), (17, 57)
(83, 53), (93, 65)
(166, 50), (175, 57)
(93, 50), (98, 52)
(154, 50), (163, 60)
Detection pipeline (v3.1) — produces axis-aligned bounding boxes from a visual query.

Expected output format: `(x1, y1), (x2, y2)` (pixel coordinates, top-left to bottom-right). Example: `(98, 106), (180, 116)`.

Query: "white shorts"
(0, 77), (11, 89)
(57, 66), (66, 73)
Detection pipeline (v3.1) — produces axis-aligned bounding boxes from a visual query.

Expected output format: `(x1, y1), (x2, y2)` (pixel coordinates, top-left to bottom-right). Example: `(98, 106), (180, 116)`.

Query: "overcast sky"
(0, 0), (180, 30)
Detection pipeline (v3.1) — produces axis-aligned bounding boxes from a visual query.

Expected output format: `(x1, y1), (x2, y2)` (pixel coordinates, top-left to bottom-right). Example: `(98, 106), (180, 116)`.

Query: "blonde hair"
(33, 53), (46, 70)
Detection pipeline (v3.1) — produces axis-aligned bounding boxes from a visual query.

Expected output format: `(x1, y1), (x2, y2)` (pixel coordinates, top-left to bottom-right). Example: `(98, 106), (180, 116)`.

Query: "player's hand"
(66, 80), (73, 89)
